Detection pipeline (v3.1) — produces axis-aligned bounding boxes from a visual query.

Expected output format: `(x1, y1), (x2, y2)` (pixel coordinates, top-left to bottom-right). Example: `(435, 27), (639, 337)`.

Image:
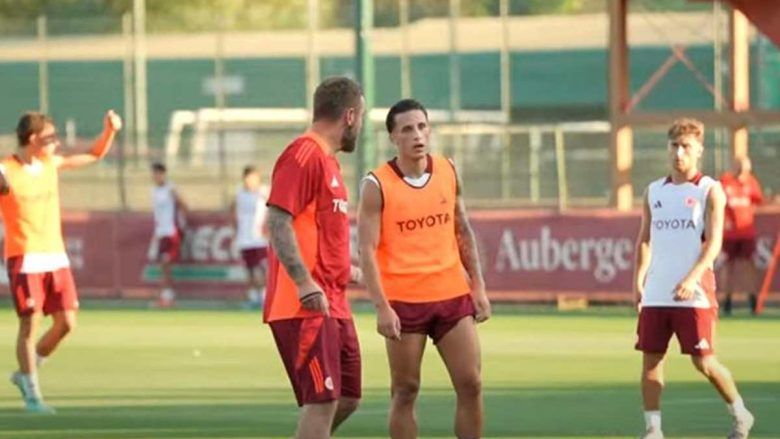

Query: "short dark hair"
(313, 76), (363, 122)
(151, 162), (166, 173)
(242, 165), (256, 177)
(16, 112), (53, 146)
(668, 118), (704, 143)
(385, 99), (428, 133)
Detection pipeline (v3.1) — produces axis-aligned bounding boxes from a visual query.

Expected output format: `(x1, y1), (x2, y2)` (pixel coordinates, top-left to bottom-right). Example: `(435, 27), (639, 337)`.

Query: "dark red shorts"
(635, 307), (717, 356)
(157, 235), (180, 262)
(269, 317), (361, 406)
(7, 256), (79, 317)
(722, 237), (756, 260)
(240, 247), (268, 270)
(390, 293), (476, 344)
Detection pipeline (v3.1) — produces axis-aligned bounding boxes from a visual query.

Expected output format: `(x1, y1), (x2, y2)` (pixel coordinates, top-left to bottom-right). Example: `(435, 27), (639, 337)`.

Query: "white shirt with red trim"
(641, 174), (719, 308)
(235, 185), (268, 250)
(152, 183), (177, 238)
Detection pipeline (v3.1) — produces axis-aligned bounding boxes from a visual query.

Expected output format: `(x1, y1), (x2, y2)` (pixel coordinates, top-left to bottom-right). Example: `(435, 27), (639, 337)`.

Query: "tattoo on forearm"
(455, 201), (483, 283)
(267, 207), (310, 285)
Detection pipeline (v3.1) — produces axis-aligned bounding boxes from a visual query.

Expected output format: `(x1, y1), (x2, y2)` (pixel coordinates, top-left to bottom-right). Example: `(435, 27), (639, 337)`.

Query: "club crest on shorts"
(324, 376), (334, 391)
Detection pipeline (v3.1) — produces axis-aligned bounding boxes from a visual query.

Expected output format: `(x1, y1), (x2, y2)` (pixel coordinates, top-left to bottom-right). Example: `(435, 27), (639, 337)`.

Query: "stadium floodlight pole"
(120, 12), (135, 209)
(36, 15), (49, 115)
(133, 0), (149, 160)
(355, 0), (376, 197)
(306, 0), (320, 113)
(399, 0), (411, 98)
(499, 0), (511, 121)
(499, 0), (511, 199)
(215, 15), (229, 208)
(713, 0), (725, 172)
(448, 0), (464, 176)
(729, 6), (750, 160)
(448, 0), (461, 121)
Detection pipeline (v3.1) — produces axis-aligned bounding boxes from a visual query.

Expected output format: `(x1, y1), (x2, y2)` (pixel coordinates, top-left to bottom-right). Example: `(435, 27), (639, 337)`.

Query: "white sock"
(728, 397), (749, 417)
(21, 373), (42, 399)
(161, 288), (175, 301)
(644, 410), (661, 431)
(36, 354), (47, 368)
(247, 288), (260, 302)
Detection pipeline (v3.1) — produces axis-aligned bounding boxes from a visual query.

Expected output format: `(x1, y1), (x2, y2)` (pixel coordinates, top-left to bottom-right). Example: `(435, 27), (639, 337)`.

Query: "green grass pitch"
(0, 305), (778, 438)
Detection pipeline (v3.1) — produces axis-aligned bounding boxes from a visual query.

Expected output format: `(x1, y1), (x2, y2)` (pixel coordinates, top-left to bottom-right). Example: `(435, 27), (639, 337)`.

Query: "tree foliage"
(0, 0), (705, 34)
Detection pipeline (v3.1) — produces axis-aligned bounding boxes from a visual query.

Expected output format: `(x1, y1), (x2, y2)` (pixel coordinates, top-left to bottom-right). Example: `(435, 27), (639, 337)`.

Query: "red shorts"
(390, 293), (476, 344)
(635, 307), (717, 356)
(240, 247), (268, 270)
(722, 237), (756, 260)
(269, 317), (361, 406)
(7, 256), (79, 317)
(157, 235), (180, 262)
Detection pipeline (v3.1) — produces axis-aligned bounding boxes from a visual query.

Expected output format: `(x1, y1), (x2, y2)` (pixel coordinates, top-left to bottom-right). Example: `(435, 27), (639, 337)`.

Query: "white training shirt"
(641, 174), (719, 308)
(235, 186), (268, 250)
(152, 183), (177, 238)
(363, 172), (431, 189)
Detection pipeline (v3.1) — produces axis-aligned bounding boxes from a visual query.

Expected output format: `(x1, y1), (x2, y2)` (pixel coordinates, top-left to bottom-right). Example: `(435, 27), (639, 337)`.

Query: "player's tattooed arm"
(266, 205), (310, 285)
(454, 195), (484, 288)
(453, 173), (491, 322)
(267, 204), (329, 314)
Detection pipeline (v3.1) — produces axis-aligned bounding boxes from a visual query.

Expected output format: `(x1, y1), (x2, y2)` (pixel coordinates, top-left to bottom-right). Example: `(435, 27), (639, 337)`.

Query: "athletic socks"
(644, 410), (662, 431)
(247, 288), (261, 303)
(728, 397), (750, 418)
(36, 354), (48, 369)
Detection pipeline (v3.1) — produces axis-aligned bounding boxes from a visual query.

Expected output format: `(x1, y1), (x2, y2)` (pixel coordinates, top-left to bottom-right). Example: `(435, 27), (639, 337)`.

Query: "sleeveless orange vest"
(371, 154), (470, 302)
(0, 155), (65, 258)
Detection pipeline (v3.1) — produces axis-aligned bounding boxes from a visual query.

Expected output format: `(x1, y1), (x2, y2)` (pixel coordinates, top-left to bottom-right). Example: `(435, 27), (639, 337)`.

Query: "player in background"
(150, 162), (187, 308)
(719, 156), (764, 315)
(358, 99), (490, 439)
(264, 76), (365, 439)
(2, 110), (122, 413)
(231, 165), (269, 309)
(633, 118), (754, 439)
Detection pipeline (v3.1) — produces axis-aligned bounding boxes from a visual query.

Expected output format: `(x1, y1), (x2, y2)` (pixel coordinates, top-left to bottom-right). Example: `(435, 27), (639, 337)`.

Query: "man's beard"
(340, 124), (358, 153)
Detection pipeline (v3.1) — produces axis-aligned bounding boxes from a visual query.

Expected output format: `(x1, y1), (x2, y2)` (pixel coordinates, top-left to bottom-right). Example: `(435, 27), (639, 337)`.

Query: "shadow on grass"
(0, 382), (777, 438)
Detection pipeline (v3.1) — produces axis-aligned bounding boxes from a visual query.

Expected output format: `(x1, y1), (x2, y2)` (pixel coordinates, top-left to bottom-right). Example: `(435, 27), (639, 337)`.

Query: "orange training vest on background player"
(371, 154), (470, 303)
(0, 156), (65, 258)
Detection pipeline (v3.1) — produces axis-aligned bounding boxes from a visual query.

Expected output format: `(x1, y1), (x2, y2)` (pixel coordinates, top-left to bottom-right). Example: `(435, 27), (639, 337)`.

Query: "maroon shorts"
(157, 235), (180, 262)
(722, 237), (756, 260)
(269, 317), (361, 406)
(7, 257), (79, 317)
(635, 307), (717, 356)
(390, 293), (476, 344)
(240, 247), (268, 270)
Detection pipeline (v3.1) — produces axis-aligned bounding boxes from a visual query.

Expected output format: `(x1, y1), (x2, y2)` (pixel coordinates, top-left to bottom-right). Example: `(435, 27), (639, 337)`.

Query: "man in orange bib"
(358, 99), (490, 439)
(1, 110), (122, 413)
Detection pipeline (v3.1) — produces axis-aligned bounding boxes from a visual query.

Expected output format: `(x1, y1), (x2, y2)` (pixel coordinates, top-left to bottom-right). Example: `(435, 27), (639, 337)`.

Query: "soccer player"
(719, 156), (764, 315)
(231, 165), (269, 309)
(2, 110), (122, 413)
(150, 162), (187, 308)
(633, 118), (754, 439)
(358, 98), (491, 439)
(264, 76), (364, 439)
